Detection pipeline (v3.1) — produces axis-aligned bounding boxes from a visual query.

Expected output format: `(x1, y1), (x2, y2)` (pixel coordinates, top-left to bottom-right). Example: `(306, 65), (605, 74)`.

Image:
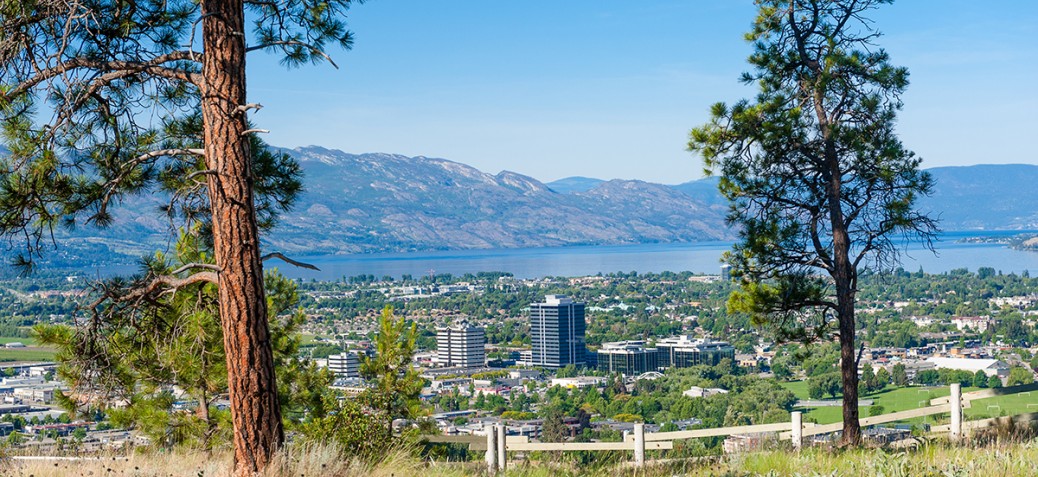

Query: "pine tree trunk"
(828, 167), (862, 446)
(833, 232), (862, 445)
(837, 297), (861, 445)
(200, 0), (284, 474)
(824, 124), (862, 445)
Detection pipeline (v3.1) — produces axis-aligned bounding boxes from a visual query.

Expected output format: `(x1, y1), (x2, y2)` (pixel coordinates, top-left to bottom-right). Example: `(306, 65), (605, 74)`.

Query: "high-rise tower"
(529, 295), (586, 368)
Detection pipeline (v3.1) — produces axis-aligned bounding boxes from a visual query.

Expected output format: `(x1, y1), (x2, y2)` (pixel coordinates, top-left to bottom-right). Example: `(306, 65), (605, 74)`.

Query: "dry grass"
(4, 439), (1038, 477)
(730, 441), (1038, 477)
(2, 451), (230, 477)
(1, 445), (474, 477)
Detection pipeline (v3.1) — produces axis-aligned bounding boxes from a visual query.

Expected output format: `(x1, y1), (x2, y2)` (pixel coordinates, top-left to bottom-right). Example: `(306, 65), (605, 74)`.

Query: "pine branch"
(246, 41), (339, 69)
(86, 271), (219, 311)
(2, 50), (204, 100)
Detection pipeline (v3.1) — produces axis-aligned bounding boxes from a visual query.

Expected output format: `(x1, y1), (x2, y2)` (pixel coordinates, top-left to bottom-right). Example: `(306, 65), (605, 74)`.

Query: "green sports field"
(780, 380), (1034, 425)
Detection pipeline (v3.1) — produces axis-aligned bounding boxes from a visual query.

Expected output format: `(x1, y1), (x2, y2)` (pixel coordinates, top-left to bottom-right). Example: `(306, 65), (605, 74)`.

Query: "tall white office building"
(327, 352), (361, 378)
(436, 321), (486, 368)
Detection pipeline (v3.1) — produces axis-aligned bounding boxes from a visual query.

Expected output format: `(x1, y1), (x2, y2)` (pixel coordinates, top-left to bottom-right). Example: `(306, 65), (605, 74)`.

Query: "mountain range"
(9, 146), (1038, 264)
(266, 147), (730, 254)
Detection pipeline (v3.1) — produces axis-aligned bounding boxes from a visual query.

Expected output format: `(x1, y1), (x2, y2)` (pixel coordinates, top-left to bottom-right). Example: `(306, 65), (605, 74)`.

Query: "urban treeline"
(2, 266), (1036, 461)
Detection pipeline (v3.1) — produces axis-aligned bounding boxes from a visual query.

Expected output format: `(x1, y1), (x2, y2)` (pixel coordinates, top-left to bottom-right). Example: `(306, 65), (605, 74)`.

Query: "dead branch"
(86, 271), (219, 311)
(236, 103), (263, 113)
(135, 148), (205, 162)
(170, 263), (222, 276)
(261, 252), (320, 271)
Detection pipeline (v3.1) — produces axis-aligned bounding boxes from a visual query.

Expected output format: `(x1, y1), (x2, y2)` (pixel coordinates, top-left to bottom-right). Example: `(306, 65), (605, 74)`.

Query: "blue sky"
(247, 1), (1038, 184)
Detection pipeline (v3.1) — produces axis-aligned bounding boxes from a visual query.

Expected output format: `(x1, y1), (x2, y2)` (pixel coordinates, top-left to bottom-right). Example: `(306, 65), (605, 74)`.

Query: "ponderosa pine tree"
(0, 1), (358, 473)
(35, 230), (333, 450)
(688, 0), (936, 445)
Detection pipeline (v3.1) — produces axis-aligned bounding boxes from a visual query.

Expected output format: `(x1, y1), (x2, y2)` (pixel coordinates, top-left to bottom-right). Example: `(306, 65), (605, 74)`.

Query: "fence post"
(496, 423), (507, 471)
(633, 423), (645, 467)
(950, 383), (962, 442)
(485, 425), (497, 474)
(791, 411), (803, 451)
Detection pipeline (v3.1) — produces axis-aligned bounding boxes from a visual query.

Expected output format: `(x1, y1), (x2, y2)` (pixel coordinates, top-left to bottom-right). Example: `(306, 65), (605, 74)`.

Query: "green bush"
(299, 399), (395, 462)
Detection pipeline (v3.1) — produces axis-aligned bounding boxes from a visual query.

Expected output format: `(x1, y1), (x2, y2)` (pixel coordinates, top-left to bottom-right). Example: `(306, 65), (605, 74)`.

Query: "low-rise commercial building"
(596, 340), (659, 376)
(656, 336), (735, 368)
(550, 376), (606, 390)
(925, 357), (1010, 378)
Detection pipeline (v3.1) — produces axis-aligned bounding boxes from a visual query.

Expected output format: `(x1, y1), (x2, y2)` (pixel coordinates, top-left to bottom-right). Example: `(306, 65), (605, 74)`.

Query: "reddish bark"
(200, 0), (284, 473)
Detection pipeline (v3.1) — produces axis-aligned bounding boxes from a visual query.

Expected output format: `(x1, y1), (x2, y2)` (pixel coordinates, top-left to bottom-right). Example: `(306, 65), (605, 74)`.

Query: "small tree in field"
(689, 0), (936, 445)
(360, 306), (424, 427)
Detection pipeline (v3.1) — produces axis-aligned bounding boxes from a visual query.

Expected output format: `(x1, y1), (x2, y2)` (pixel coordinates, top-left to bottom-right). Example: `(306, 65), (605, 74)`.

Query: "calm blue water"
(268, 231), (1038, 281)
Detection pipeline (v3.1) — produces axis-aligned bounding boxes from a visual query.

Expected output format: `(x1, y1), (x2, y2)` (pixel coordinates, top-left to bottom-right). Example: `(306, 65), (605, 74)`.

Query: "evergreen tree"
(860, 365), (877, 394)
(875, 367), (890, 390)
(892, 363), (908, 387)
(35, 232), (331, 450)
(691, 0), (937, 443)
(1, 2), (358, 473)
(541, 408), (569, 443)
(360, 306), (424, 425)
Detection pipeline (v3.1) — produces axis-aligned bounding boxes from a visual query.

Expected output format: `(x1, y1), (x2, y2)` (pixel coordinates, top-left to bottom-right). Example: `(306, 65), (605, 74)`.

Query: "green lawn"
(0, 333), (55, 362)
(0, 347), (56, 362)
(780, 381), (987, 426)
(0, 335), (37, 346)
(967, 390), (1038, 419)
(782, 380), (810, 400)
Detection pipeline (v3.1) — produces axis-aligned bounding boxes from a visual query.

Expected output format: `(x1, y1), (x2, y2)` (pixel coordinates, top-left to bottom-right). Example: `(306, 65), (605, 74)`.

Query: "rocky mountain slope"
(266, 147), (729, 254)
(916, 164), (1038, 230)
(6, 146), (1037, 264)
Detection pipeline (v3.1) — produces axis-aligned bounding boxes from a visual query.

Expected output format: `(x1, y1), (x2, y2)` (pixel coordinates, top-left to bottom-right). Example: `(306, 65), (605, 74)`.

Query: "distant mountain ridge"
(553, 163), (1038, 231)
(545, 176), (605, 194)
(917, 164), (1038, 230)
(265, 147), (729, 254)
(6, 146), (1038, 264)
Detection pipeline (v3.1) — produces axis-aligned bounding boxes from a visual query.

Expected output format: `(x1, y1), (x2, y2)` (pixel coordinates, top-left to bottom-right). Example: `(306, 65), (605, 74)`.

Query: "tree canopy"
(688, 0), (936, 445)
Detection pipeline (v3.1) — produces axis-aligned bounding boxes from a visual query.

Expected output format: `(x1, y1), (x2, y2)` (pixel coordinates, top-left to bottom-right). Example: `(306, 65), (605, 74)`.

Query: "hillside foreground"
(4, 439), (1038, 476)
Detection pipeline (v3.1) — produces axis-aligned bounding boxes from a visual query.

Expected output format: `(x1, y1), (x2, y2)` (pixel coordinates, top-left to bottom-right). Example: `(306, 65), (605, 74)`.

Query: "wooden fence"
(423, 382), (1038, 472)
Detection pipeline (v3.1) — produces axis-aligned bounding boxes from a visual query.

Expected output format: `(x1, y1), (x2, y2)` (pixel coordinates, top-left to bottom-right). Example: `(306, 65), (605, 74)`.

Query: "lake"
(269, 231), (1038, 281)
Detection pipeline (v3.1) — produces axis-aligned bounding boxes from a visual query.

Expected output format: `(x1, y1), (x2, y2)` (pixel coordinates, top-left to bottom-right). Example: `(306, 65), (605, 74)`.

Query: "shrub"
(298, 399), (395, 462)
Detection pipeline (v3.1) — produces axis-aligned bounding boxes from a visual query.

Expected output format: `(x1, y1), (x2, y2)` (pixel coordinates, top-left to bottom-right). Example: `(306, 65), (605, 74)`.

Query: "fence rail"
(641, 421), (814, 441)
(931, 411), (1038, 433)
(783, 403), (953, 439)
(929, 382), (1038, 406)
(424, 382), (1038, 473)
(505, 441), (673, 451)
